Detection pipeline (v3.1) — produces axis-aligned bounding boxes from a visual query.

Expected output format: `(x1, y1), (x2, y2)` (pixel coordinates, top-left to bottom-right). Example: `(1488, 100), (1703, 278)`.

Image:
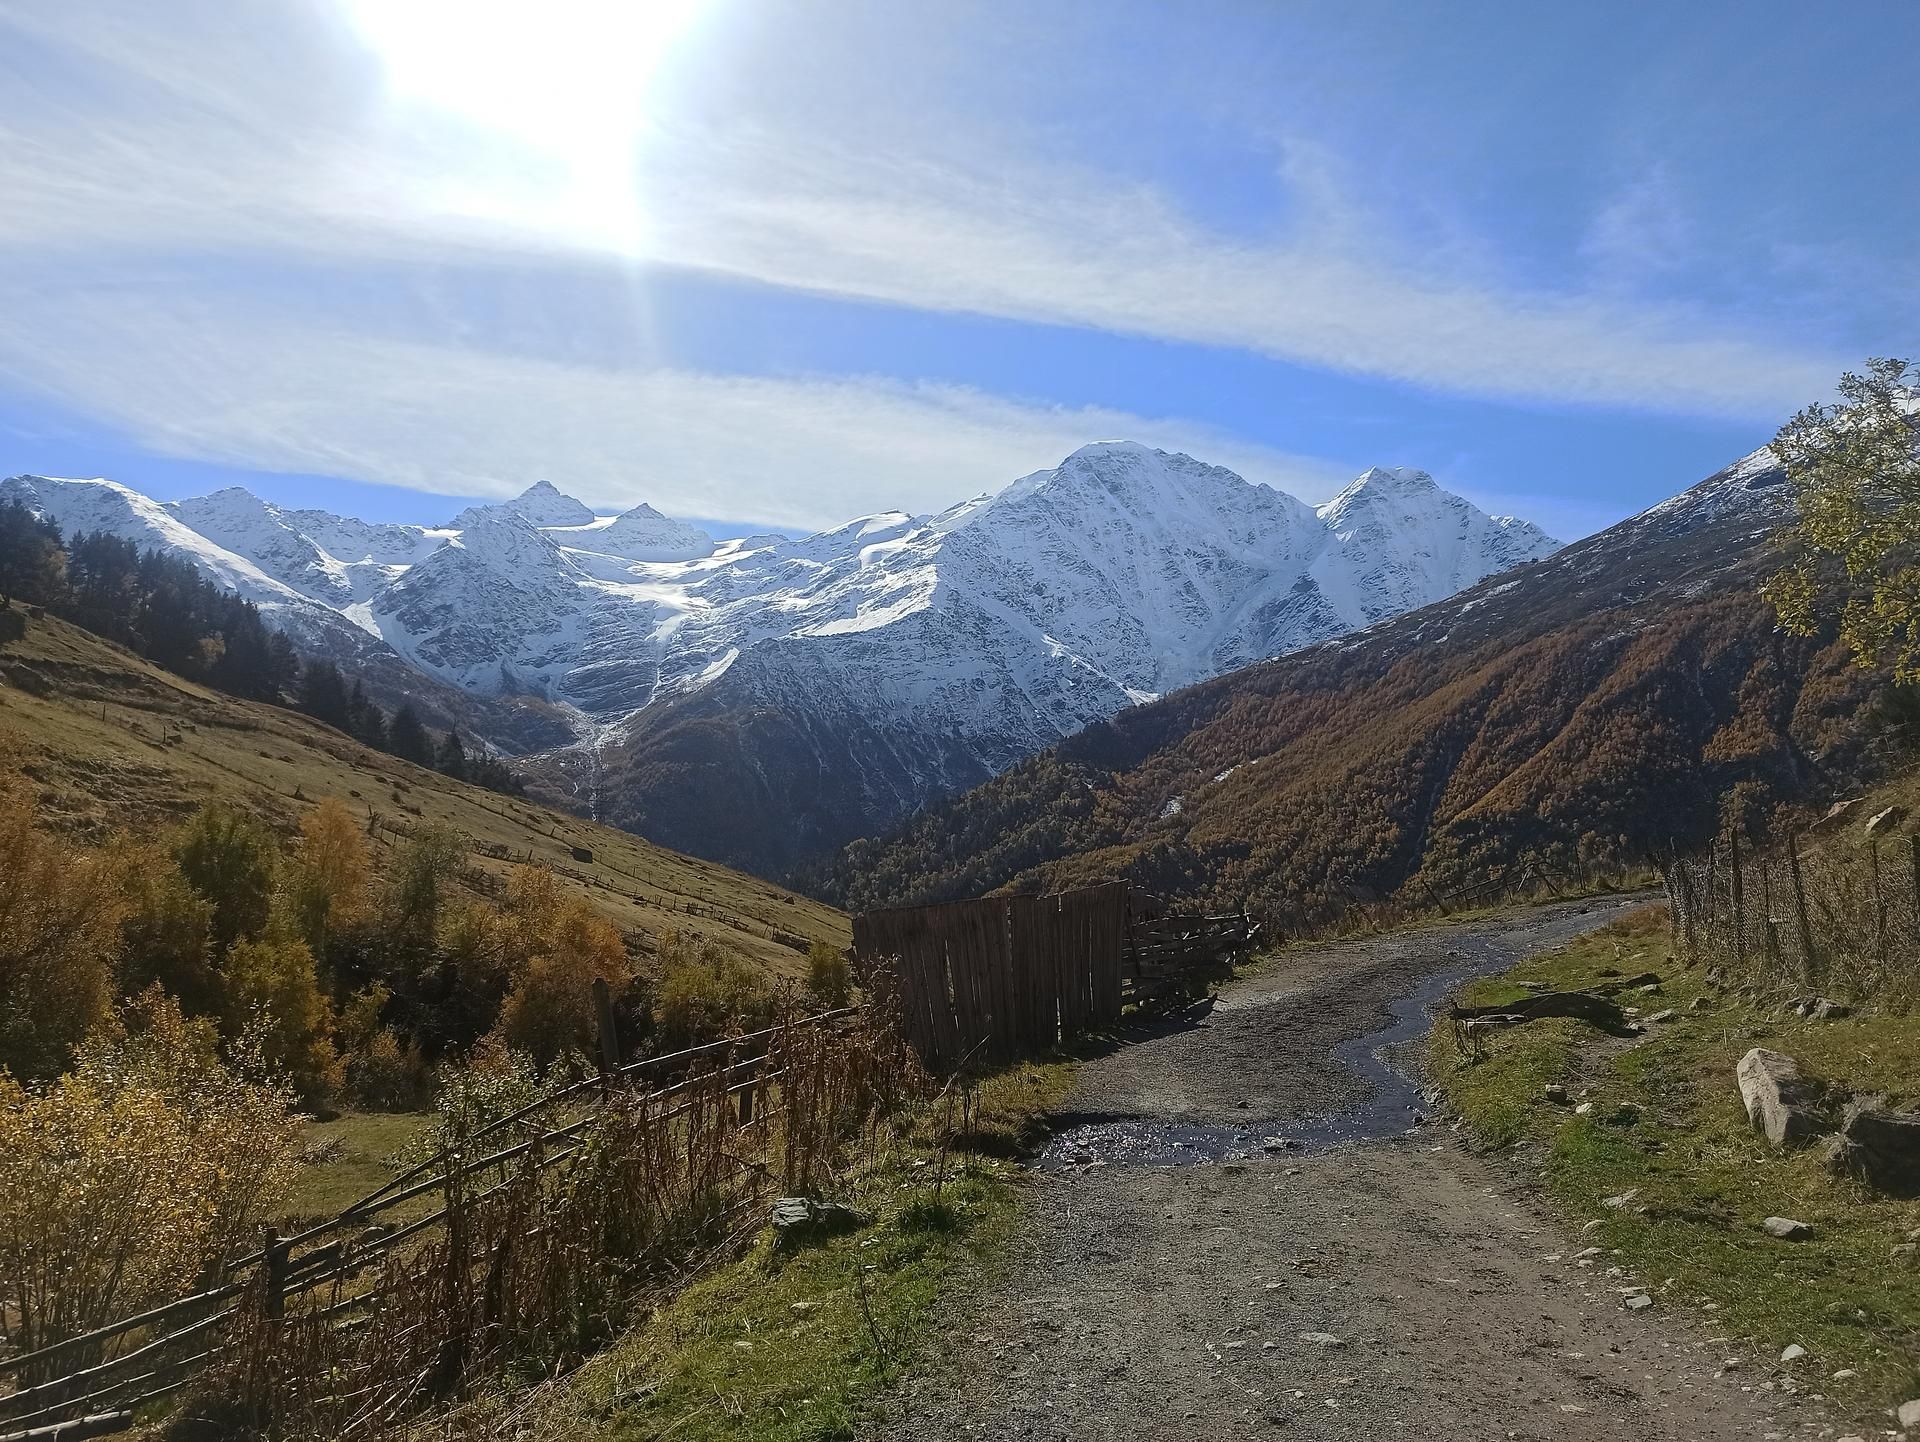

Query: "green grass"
(283, 1109), (437, 1223)
(442, 1056), (1075, 1442)
(1431, 907), (1920, 1414)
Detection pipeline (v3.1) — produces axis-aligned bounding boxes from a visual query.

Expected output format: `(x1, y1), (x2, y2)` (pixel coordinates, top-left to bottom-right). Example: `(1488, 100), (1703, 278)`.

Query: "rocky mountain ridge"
(2, 442), (1560, 875)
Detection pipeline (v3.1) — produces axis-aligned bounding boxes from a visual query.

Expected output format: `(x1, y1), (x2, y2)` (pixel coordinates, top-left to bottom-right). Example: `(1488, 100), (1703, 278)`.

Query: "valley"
(3, 443), (1558, 876)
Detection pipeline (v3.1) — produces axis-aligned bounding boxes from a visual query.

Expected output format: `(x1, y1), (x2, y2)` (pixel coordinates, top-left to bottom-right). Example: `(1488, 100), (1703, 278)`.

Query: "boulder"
(770, 1196), (871, 1248)
(1810, 797), (1862, 833)
(1761, 1216), (1812, 1240)
(1825, 1105), (1920, 1196)
(1898, 1399), (1920, 1431)
(1736, 1048), (1830, 1148)
(1865, 804), (1906, 835)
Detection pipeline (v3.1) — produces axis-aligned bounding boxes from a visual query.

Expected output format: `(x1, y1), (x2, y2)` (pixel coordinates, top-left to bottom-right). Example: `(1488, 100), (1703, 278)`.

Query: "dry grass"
(0, 614), (846, 977)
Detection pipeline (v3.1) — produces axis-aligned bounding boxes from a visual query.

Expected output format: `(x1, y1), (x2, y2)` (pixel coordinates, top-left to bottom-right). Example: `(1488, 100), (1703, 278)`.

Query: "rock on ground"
(1736, 1048), (1829, 1148)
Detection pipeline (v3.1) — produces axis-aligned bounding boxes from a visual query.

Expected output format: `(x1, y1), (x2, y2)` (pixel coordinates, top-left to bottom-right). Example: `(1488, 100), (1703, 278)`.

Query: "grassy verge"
(284, 1109), (438, 1223)
(449, 1058), (1076, 1442)
(1430, 906), (1920, 1415)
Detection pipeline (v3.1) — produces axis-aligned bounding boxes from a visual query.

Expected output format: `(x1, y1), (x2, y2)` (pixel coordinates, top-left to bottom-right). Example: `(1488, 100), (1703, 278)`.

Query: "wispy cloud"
(0, 287), (1352, 528)
(0, 1), (1846, 435)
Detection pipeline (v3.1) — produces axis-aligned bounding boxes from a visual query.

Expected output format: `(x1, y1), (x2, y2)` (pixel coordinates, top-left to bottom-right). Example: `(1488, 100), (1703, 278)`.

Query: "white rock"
(1297, 1332), (1346, 1347)
(1779, 1343), (1806, 1363)
(1761, 1216), (1812, 1240)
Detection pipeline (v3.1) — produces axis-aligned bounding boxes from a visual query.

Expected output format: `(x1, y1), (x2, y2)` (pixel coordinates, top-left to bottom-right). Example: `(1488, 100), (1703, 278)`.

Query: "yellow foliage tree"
(282, 797), (371, 954)
(493, 865), (631, 1064)
(0, 780), (123, 1080)
(222, 931), (343, 1104)
(1764, 357), (1920, 679)
(0, 990), (299, 1360)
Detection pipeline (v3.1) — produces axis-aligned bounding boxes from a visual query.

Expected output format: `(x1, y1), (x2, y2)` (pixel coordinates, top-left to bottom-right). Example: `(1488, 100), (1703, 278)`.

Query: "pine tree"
(389, 704), (434, 765)
(436, 727), (468, 781)
(299, 659), (353, 731)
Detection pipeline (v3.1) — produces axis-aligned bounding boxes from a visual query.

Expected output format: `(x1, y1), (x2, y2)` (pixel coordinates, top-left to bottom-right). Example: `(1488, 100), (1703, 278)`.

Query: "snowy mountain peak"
(11, 449), (1562, 876)
(452, 480), (594, 530)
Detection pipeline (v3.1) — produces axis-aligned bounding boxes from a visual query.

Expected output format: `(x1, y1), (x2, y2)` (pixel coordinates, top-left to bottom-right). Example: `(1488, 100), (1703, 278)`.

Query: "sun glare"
(340, 0), (710, 248)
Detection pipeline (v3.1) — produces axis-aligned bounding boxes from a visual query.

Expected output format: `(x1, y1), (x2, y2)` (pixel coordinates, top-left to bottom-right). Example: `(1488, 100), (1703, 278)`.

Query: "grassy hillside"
(0, 612), (846, 975)
(822, 456), (1875, 924)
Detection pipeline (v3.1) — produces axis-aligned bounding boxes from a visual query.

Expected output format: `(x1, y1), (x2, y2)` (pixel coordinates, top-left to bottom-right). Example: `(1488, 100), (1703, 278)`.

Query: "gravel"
(863, 898), (1828, 1441)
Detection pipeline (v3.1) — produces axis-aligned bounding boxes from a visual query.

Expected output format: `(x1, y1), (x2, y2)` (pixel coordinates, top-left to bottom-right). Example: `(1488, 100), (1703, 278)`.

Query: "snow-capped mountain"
(1, 443), (1560, 876)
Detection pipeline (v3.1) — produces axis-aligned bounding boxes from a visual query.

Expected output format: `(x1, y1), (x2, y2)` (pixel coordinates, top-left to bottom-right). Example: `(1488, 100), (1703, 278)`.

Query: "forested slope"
(822, 451), (1874, 923)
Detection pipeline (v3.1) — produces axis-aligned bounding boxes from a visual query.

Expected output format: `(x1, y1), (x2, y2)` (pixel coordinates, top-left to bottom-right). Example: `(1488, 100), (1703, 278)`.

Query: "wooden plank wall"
(853, 883), (1132, 1069)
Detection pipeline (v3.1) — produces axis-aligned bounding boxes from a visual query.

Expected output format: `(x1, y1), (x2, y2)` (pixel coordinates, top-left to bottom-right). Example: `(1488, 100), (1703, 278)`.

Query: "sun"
(340, 0), (711, 248)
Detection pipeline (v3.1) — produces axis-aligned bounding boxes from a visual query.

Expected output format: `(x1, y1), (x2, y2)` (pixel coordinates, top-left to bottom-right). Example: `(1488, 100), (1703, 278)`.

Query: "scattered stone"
(1825, 1104), (1920, 1195)
(1573, 1246), (1604, 1260)
(1761, 1216), (1812, 1240)
(1690, 995), (1715, 1011)
(1580, 1219), (1605, 1234)
(1645, 1009), (1677, 1024)
(1297, 1332), (1345, 1347)
(1831, 1368), (1858, 1381)
(1898, 1398), (1920, 1431)
(770, 1196), (871, 1248)
(1624, 1293), (1653, 1311)
(1780, 1343), (1807, 1363)
(1736, 1048), (1832, 1148)
(1865, 803), (1906, 835)
(1810, 796), (1862, 833)
(1543, 1083), (1571, 1105)
(790, 1300), (821, 1314)
(1602, 1188), (1640, 1210)
(1893, 1243), (1917, 1264)
(1785, 995), (1852, 1021)
(1262, 1137), (1297, 1151)
(1574, 1101), (1595, 1116)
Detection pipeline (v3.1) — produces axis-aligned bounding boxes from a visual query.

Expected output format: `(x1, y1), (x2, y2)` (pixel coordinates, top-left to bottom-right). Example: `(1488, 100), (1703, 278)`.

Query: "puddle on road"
(1035, 934), (1536, 1170)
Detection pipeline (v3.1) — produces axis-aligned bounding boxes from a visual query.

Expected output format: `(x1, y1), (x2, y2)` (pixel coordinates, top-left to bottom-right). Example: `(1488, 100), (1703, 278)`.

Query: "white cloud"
(0, 288), (1352, 529)
(0, 0), (1847, 432)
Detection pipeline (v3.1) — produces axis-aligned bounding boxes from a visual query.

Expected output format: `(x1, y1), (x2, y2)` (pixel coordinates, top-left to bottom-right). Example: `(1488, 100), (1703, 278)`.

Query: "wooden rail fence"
(0, 1006), (866, 1442)
(852, 883), (1258, 1069)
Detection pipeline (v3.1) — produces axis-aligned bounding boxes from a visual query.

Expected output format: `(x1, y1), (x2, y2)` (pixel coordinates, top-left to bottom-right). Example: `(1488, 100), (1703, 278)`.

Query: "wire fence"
(1662, 823), (1920, 1006)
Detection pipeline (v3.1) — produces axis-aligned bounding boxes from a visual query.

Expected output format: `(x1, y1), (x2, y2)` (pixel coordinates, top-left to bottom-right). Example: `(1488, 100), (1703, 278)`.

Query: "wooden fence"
(0, 1005), (882, 1442)
(852, 883), (1257, 1069)
(1663, 822), (1920, 998)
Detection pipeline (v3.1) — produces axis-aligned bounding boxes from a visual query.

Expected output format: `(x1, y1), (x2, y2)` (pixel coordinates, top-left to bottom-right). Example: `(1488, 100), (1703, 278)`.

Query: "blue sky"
(0, 0), (1913, 540)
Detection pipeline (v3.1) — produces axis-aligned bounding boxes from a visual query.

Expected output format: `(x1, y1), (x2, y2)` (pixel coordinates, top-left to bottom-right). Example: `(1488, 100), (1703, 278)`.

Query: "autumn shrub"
(221, 931), (342, 1105)
(175, 805), (277, 952)
(654, 932), (775, 1050)
(0, 991), (299, 1367)
(0, 781), (123, 1079)
(493, 866), (633, 1064)
(806, 937), (852, 1009)
(113, 843), (217, 1014)
(338, 983), (427, 1110)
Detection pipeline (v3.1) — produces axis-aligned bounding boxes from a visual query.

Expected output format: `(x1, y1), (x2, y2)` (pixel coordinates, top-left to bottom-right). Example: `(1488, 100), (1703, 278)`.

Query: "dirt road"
(865, 898), (1832, 1441)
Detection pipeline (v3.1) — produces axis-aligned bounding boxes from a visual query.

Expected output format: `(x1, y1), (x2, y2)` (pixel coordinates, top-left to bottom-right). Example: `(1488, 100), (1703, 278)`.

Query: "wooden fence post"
(1787, 833), (1818, 982)
(1910, 835), (1920, 948)
(262, 1226), (287, 1321)
(592, 976), (620, 1091)
(1727, 828), (1747, 971)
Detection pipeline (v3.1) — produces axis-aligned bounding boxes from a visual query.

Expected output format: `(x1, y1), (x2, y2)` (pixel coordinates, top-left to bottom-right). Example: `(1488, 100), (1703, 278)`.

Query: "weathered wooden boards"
(850, 883), (1250, 1069)
(853, 882), (1135, 1069)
